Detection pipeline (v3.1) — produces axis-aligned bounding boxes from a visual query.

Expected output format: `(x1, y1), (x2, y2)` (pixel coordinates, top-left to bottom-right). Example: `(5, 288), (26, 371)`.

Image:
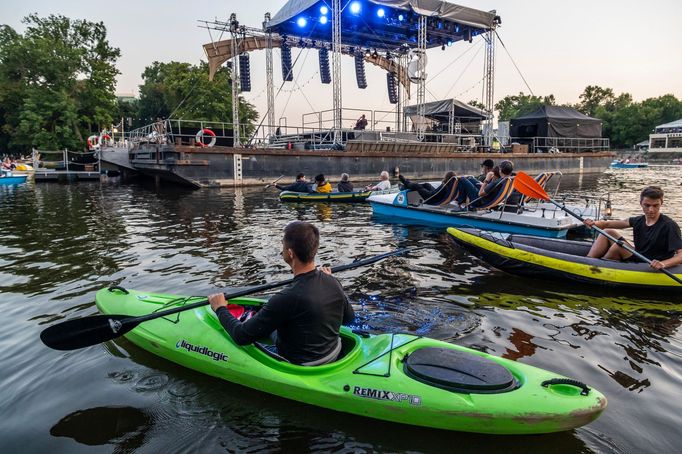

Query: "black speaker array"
(281, 43), (293, 81)
(354, 53), (367, 89)
(387, 72), (398, 104)
(239, 54), (251, 92)
(319, 48), (331, 84)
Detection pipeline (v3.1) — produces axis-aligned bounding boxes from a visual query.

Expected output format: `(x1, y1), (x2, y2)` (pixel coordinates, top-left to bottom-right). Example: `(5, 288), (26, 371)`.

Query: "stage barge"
(125, 141), (614, 188)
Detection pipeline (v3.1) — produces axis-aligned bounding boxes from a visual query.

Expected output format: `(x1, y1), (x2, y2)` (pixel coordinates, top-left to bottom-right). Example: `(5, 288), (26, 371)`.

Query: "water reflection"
(50, 406), (153, 449)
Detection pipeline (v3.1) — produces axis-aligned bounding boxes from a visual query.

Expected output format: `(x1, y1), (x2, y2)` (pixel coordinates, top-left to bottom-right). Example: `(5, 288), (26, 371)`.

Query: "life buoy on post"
(196, 128), (217, 147)
(87, 135), (99, 150)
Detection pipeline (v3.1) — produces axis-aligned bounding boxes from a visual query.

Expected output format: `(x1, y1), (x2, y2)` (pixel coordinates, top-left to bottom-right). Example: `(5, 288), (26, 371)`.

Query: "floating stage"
(126, 141), (614, 188)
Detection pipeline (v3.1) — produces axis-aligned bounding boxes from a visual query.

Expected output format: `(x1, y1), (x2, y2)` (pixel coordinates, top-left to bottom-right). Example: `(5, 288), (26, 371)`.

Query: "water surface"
(0, 167), (680, 453)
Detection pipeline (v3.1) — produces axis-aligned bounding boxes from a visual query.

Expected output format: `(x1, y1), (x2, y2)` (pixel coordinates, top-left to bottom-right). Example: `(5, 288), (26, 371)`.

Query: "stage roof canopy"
(403, 98), (486, 120)
(267, 0), (499, 51)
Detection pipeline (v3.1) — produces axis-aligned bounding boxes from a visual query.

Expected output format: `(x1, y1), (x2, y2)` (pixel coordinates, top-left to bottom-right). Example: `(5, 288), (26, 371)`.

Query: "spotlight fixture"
(320, 6), (328, 15)
(377, 8), (385, 18)
(398, 14), (404, 21)
(350, 2), (361, 15)
(319, 16), (328, 24)
(296, 17), (307, 28)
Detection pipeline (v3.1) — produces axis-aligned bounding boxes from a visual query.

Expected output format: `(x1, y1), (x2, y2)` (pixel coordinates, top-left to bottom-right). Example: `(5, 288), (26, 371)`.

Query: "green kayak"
(95, 287), (606, 434)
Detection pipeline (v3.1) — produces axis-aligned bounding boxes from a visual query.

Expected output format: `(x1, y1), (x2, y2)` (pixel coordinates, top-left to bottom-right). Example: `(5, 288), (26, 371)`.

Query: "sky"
(1, 0), (681, 126)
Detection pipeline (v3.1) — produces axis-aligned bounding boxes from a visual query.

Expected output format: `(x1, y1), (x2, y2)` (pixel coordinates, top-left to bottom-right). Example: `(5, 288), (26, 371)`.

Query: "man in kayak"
(208, 221), (354, 365)
(275, 173), (313, 193)
(584, 186), (682, 270)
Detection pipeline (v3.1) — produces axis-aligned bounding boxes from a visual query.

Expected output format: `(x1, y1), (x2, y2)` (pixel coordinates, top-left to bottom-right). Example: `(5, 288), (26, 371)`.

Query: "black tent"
(510, 106), (602, 139)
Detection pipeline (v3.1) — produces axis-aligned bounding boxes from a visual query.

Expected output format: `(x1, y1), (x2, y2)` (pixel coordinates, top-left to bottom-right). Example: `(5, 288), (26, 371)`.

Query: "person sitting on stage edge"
(208, 221), (355, 365)
(337, 173), (354, 193)
(276, 173), (313, 193)
(584, 186), (682, 270)
(314, 174), (332, 193)
(399, 171), (457, 203)
(456, 160), (514, 209)
(365, 171), (391, 191)
(354, 114), (368, 131)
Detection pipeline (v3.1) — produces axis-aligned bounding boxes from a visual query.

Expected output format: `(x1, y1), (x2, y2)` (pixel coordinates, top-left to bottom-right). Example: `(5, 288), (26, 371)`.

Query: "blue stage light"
(398, 14), (404, 21)
(320, 6), (328, 15)
(297, 17), (307, 27)
(447, 39), (453, 47)
(350, 2), (361, 14)
(377, 8), (385, 18)
(319, 16), (328, 24)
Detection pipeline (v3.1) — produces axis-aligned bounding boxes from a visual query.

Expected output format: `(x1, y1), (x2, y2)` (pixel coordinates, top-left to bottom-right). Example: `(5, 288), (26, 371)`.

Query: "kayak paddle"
(264, 175), (284, 190)
(513, 171), (682, 286)
(40, 248), (416, 351)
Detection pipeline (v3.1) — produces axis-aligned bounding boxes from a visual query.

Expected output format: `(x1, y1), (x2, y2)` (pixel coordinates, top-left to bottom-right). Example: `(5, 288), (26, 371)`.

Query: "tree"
(0, 14), (120, 152)
(495, 92), (556, 121)
(137, 61), (258, 139)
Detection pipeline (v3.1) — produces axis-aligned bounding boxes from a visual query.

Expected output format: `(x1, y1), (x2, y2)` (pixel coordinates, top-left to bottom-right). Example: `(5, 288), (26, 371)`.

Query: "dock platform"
(34, 170), (100, 182)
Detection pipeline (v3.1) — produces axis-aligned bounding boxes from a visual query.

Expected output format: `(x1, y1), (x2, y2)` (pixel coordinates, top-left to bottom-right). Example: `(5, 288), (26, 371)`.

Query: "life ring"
(87, 135), (100, 150)
(196, 128), (217, 147)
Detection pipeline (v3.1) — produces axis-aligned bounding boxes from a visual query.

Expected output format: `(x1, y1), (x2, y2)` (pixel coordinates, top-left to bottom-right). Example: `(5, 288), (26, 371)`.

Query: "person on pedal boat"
(364, 171), (391, 191)
(208, 221), (354, 365)
(584, 186), (682, 270)
(275, 173), (313, 193)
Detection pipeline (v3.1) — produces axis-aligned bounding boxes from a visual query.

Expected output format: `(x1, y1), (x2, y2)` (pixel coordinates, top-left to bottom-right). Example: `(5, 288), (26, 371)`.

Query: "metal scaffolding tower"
(264, 13), (275, 137)
(416, 15), (427, 141)
(331, 0), (342, 145)
(229, 13), (241, 147)
(482, 29), (496, 148)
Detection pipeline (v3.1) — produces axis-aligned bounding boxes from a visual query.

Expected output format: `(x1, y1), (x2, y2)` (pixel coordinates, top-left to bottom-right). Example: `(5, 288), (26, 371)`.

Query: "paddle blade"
(513, 172), (550, 201)
(40, 315), (137, 351)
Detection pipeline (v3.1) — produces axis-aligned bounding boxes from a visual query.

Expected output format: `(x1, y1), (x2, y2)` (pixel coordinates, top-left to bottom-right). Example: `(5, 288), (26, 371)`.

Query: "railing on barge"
(127, 119), (610, 153)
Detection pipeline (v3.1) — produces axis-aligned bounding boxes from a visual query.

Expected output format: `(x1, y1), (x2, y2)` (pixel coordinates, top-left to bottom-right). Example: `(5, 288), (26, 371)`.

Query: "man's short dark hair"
(481, 159), (494, 168)
(640, 186), (664, 202)
(283, 221), (319, 263)
(499, 160), (513, 175)
(296, 173), (305, 180)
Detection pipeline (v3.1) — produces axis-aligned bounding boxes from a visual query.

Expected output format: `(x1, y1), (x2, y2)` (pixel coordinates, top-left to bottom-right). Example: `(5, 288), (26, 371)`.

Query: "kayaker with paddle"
(208, 221), (354, 365)
(584, 186), (682, 270)
(275, 173), (313, 193)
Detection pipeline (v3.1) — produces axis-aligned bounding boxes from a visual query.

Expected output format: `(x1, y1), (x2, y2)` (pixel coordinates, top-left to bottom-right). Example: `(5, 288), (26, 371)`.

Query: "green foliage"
(495, 92), (556, 121)
(497, 86), (682, 148)
(575, 86), (682, 148)
(0, 14), (120, 152)
(137, 61), (258, 137)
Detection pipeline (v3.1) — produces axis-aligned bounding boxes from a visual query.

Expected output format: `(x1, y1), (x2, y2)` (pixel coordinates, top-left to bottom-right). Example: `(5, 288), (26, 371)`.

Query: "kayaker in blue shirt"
(208, 221), (354, 365)
(275, 173), (313, 193)
(584, 186), (682, 270)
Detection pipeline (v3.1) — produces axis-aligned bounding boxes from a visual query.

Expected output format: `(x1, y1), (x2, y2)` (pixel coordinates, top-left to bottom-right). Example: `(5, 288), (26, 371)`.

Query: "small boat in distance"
(0, 171), (28, 185)
(610, 159), (648, 169)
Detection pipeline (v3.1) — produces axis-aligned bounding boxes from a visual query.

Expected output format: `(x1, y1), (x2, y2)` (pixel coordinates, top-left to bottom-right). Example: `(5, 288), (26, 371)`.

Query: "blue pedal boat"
(368, 189), (591, 238)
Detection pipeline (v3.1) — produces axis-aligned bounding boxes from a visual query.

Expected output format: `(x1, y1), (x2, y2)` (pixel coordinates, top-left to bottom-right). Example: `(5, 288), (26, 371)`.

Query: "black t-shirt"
(628, 214), (682, 261)
(216, 269), (354, 364)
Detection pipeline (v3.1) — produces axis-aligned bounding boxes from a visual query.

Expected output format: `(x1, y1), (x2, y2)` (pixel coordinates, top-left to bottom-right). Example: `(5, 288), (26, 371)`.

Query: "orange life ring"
(196, 128), (217, 147)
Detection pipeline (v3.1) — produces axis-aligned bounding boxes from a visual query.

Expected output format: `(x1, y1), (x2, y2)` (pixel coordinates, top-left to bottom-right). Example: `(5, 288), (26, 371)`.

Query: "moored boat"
(0, 173), (28, 185)
(448, 227), (682, 291)
(610, 160), (648, 169)
(95, 287), (607, 434)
